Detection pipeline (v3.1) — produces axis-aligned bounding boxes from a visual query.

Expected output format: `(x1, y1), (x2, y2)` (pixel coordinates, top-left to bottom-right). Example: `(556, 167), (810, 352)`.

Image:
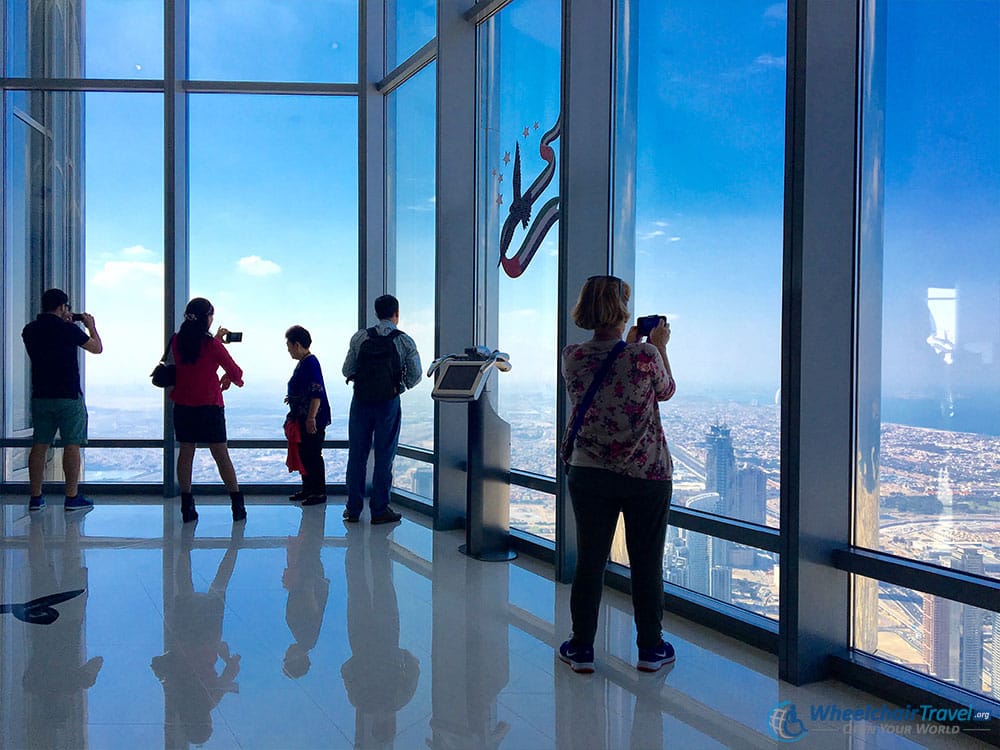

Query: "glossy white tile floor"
(0, 496), (990, 749)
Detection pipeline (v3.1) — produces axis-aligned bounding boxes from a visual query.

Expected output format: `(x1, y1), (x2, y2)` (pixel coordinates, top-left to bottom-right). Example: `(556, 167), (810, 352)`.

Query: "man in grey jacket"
(342, 294), (421, 524)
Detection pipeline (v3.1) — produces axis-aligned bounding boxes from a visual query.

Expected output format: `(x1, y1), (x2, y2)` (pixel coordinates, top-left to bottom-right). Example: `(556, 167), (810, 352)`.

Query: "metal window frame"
(377, 39), (436, 94)
(779, 0), (860, 685)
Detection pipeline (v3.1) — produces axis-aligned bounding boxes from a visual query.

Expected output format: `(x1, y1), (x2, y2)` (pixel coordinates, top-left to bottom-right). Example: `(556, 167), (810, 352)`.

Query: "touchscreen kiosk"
(427, 348), (516, 561)
(432, 359), (490, 402)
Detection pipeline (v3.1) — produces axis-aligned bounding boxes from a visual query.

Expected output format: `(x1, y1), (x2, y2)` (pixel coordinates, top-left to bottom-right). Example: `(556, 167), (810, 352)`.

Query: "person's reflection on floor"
(282, 505), (330, 679)
(22, 514), (103, 750)
(151, 523), (243, 747)
(554, 648), (672, 750)
(341, 522), (420, 749)
(629, 665), (671, 750)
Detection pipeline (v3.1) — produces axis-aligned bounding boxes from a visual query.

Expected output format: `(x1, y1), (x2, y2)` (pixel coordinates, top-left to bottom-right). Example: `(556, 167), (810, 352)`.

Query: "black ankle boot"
(230, 491), (246, 522)
(180, 492), (198, 523)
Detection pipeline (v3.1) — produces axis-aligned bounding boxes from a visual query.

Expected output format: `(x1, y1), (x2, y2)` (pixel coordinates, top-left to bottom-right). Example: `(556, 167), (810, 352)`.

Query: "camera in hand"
(637, 315), (666, 337)
(71, 313), (85, 322)
(223, 331), (243, 344)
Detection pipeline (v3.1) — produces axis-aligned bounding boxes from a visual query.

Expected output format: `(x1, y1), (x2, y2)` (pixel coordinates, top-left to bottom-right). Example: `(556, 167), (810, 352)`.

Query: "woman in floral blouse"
(558, 275), (677, 675)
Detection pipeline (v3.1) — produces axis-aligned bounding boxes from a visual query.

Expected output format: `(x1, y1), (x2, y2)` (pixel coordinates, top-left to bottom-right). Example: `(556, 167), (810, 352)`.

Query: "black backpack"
(352, 327), (404, 402)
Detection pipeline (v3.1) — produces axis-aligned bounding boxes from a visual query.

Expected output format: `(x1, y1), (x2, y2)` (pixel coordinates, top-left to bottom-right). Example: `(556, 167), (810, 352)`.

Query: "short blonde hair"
(572, 275), (631, 330)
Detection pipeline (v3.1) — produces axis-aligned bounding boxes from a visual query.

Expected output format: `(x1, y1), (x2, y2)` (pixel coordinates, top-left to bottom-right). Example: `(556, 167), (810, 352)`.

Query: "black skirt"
(173, 404), (227, 444)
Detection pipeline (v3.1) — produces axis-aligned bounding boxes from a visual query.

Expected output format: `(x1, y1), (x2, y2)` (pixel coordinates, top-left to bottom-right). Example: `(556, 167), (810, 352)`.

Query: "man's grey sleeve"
(342, 331), (362, 379)
(402, 337), (422, 390)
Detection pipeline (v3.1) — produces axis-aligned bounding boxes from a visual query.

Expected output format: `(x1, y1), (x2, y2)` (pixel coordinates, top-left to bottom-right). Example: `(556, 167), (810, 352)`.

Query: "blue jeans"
(346, 396), (401, 517)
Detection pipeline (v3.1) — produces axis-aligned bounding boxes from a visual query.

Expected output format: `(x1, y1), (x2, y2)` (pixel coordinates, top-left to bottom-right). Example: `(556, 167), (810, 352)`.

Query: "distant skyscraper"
(922, 593), (959, 682)
(956, 549), (986, 692)
(685, 492), (731, 602)
(922, 549), (987, 690)
(735, 464), (767, 525)
(711, 565), (732, 605)
(685, 493), (720, 596)
(705, 424), (736, 514)
(665, 538), (688, 588)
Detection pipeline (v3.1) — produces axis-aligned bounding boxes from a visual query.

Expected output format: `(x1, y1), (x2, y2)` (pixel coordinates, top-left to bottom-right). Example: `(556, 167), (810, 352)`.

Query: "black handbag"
(151, 336), (176, 388)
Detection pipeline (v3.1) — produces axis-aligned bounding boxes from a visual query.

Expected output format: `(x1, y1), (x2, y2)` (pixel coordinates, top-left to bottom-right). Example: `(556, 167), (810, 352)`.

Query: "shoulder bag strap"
(160, 335), (175, 365)
(566, 340), (627, 450)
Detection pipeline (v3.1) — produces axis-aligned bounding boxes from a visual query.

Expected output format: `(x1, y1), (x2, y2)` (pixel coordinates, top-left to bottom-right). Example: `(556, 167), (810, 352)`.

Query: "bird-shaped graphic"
(498, 117), (561, 278)
(0, 589), (85, 625)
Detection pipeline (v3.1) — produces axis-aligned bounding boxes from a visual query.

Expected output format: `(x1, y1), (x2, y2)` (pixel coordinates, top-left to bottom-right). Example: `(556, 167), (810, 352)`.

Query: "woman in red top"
(170, 298), (246, 523)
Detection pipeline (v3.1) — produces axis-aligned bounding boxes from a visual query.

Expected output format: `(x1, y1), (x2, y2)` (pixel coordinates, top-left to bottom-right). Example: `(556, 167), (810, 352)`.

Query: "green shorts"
(31, 397), (89, 446)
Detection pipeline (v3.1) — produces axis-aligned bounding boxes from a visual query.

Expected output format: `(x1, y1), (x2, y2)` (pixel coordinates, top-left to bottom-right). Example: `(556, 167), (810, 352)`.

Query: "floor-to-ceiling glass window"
(4, 0), (90, 482)
(478, 0), (561, 542)
(0, 89), (154, 485)
(855, 0), (1000, 698)
(387, 63), (436, 502)
(185, 1), (360, 489)
(82, 93), (164, 481)
(631, 1), (785, 617)
(3, 91), (51, 482)
(188, 94), (358, 486)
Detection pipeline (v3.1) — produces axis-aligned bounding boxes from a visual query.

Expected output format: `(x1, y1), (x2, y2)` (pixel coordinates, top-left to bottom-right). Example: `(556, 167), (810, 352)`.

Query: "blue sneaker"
(28, 496), (45, 512)
(637, 639), (675, 672)
(64, 495), (94, 512)
(558, 639), (595, 674)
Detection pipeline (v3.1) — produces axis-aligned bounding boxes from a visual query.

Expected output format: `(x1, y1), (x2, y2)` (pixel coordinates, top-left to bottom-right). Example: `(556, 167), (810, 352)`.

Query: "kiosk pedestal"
(461, 396), (515, 561)
(428, 347), (516, 562)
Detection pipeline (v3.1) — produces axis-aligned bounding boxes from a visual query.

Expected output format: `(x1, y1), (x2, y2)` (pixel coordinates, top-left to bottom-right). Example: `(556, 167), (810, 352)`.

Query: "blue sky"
(879, 0), (1000, 399)
(78, 0), (999, 418)
(633, 1), (786, 394)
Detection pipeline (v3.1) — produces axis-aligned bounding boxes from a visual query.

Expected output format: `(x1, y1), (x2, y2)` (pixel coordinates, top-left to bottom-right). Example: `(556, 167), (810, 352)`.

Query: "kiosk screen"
(438, 362), (483, 391)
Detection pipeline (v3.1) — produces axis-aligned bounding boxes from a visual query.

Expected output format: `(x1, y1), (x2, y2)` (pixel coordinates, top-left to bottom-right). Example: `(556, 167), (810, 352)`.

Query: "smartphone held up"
(636, 314), (666, 338)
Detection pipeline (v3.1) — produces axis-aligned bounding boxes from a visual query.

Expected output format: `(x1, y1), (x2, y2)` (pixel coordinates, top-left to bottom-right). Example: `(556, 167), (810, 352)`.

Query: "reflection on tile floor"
(0, 497), (991, 749)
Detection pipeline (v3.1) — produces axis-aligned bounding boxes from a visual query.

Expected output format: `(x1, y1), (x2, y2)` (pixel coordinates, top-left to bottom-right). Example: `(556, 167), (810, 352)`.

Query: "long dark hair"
(177, 298), (214, 365)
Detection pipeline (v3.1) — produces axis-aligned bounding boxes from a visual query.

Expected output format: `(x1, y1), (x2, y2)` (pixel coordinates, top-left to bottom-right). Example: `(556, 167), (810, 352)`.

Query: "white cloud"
(120, 244), (156, 259)
(91, 260), (163, 287)
(237, 255), (281, 276)
(639, 230), (666, 241)
(670, 236), (682, 242)
(755, 53), (786, 69)
(653, 220), (670, 228)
